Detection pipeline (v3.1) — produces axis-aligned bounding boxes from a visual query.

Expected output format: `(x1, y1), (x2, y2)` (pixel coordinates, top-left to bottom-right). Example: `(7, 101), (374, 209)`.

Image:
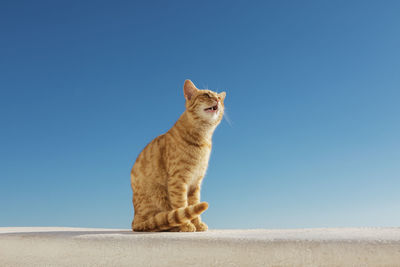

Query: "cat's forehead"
(197, 89), (217, 95)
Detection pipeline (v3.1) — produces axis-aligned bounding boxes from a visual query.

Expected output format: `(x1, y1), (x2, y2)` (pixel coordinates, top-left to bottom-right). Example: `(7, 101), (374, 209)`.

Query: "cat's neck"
(173, 111), (216, 145)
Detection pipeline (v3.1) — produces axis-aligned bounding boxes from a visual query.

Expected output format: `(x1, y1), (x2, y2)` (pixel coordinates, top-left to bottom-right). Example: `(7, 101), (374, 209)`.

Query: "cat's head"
(183, 80), (226, 125)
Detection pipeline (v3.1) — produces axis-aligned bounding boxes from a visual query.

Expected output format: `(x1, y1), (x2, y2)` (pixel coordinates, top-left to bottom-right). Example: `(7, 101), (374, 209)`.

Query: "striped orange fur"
(131, 80), (226, 232)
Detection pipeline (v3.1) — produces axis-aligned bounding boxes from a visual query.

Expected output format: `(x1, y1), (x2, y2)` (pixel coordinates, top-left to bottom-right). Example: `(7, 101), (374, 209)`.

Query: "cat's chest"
(191, 153), (210, 181)
(183, 148), (211, 185)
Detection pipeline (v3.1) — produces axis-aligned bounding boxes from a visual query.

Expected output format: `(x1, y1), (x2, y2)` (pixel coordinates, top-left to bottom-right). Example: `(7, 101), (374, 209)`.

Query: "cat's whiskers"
(223, 109), (232, 127)
(214, 88), (232, 128)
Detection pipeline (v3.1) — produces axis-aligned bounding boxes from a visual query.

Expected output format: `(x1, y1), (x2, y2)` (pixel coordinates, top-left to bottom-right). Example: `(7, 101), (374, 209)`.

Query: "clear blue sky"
(1, 0), (399, 229)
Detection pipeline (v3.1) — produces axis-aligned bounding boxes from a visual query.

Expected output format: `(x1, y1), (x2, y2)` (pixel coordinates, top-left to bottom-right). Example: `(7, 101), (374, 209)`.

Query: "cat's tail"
(132, 202), (208, 232)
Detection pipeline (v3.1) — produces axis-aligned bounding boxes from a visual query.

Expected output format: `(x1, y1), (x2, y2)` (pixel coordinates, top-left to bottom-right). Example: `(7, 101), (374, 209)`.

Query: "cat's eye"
(203, 93), (211, 98)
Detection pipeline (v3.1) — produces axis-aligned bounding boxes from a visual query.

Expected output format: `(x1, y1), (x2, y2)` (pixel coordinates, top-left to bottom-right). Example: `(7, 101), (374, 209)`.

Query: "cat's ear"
(218, 91), (226, 101)
(183, 80), (198, 101)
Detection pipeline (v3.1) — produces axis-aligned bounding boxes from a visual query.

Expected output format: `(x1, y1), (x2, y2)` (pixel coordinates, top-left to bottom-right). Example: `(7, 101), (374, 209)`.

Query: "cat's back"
(131, 134), (168, 185)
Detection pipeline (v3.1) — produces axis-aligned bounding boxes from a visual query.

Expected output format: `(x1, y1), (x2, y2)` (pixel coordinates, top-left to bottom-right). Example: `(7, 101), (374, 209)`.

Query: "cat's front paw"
(195, 222), (208, 232)
(179, 222), (196, 232)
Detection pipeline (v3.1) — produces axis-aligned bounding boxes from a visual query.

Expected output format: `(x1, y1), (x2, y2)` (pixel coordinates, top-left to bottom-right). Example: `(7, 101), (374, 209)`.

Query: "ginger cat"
(130, 80), (226, 232)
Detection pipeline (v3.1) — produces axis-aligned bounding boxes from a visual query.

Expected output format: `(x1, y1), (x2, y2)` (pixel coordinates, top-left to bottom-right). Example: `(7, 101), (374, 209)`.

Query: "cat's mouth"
(204, 104), (218, 113)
